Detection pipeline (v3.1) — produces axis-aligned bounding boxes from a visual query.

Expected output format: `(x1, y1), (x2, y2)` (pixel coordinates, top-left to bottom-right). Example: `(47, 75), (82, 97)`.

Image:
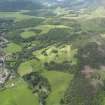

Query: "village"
(0, 33), (10, 87)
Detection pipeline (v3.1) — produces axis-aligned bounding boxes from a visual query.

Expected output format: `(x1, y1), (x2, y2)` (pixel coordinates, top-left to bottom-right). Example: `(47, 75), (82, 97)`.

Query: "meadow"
(0, 79), (39, 105)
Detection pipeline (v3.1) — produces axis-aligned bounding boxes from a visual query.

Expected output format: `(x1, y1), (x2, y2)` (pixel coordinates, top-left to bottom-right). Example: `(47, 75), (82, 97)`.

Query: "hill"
(0, 0), (43, 11)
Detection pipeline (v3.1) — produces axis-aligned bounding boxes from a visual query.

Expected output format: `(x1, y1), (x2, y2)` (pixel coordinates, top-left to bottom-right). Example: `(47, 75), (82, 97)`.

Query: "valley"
(0, 0), (105, 105)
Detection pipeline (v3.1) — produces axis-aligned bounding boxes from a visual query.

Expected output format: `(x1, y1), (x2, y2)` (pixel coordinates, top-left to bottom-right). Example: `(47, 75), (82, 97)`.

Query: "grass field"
(42, 71), (73, 105)
(33, 45), (77, 64)
(4, 43), (22, 54)
(17, 63), (73, 105)
(17, 59), (44, 76)
(21, 31), (36, 39)
(0, 79), (39, 105)
(18, 61), (33, 76)
(0, 12), (34, 21)
(35, 25), (70, 35)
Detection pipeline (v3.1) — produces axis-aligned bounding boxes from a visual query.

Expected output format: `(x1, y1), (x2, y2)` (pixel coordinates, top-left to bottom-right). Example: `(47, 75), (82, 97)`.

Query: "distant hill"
(0, 0), (104, 11)
(0, 0), (43, 11)
(41, 0), (105, 10)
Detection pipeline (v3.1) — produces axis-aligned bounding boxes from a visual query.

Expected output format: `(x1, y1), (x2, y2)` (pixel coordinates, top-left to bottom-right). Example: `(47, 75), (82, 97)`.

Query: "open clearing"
(4, 43), (22, 54)
(42, 71), (73, 105)
(21, 31), (36, 39)
(18, 61), (33, 76)
(0, 79), (39, 105)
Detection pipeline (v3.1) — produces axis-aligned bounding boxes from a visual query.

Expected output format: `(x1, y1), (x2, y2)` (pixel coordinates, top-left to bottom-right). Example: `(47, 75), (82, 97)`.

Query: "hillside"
(0, 0), (43, 11)
(42, 0), (105, 10)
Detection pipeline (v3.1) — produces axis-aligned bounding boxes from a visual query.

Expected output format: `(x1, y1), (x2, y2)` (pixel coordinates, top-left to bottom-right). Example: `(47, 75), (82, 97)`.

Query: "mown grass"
(0, 79), (39, 105)
(17, 59), (43, 76)
(4, 43), (22, 54)
(32, 25), (70, 35)
(21, 31), (36, 39)
(18, 61), (33, 76)
(42, 71), (73, 105)
(0, 12), (34, 21)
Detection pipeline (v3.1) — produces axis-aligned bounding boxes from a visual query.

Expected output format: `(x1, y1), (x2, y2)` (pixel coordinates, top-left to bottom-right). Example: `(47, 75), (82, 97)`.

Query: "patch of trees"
(0, 18), (14, 30)
(6, 29), (35, 44)
(81, 17), (105, 33)
(62, 42), (105, 105)
(62, 75), (104, 105)
(23, 72), (51, 105)
(77, 42), (105, 69)
(37, 28), (72, 42)
(44, 61), (75, 73)
(5, 52), (23, 72)
(14, 18), (45, 29)
(6, 30), (23, 42)
(5, 44), (35, 71)
(29, 29), (42, 34)
(23, 9), (56, 17)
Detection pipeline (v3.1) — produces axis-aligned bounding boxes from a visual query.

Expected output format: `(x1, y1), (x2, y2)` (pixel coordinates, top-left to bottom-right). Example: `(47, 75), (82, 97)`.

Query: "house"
(0, 57), (4, 66)
(0, 37), (8, 48)
(0, 56), (5, 73)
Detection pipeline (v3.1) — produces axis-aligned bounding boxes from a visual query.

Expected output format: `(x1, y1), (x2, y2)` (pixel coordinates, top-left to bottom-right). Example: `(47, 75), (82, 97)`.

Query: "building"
(0, 37), (8, 48)
(0, 55), (9, 86)
(0, 56), (5, 72)
(0, 35), (9, 86)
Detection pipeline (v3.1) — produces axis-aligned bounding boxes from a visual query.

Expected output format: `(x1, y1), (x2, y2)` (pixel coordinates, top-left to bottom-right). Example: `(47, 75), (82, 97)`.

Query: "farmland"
(1, 0), (105, 105)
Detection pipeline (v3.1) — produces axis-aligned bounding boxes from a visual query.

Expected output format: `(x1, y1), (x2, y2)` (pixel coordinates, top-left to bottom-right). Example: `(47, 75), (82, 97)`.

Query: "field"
(18, 61), (33, 76)
(4, 43), (22, 54)
(0, 79), (39, 105)
(18, 62), (73, 105)
(21, 31), (36, 39)
(33, 45), (77, 64)
(42, 71), (73, 105)
(0, 11), (35, 21)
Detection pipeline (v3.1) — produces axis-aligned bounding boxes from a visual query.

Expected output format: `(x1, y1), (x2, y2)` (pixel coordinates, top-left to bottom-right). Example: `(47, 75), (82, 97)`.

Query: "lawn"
(21, 31), (36, 39)
(42, 71), (73, 105)
(0, 79), (39, 105)
(18, 61), (33, 76)
(17, 59), (44, 76)
(35, 25), (70, 35)
(0, 11), (35, 21)
(4, 43), (22, 54)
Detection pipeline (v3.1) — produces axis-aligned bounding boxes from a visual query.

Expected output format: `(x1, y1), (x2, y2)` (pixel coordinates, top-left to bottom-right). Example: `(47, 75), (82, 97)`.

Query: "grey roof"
(0, 58), (4, 63)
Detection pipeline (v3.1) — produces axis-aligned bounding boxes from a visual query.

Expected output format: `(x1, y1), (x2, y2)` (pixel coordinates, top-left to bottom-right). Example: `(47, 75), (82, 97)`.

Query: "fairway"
(0, 79), (39, 105)
(0, 12), (35, 21)
(18, 61), (33, 76)
(4, 43), (22, 54)
(21, 31), (36, 39)
(42, 71), (73, 105)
